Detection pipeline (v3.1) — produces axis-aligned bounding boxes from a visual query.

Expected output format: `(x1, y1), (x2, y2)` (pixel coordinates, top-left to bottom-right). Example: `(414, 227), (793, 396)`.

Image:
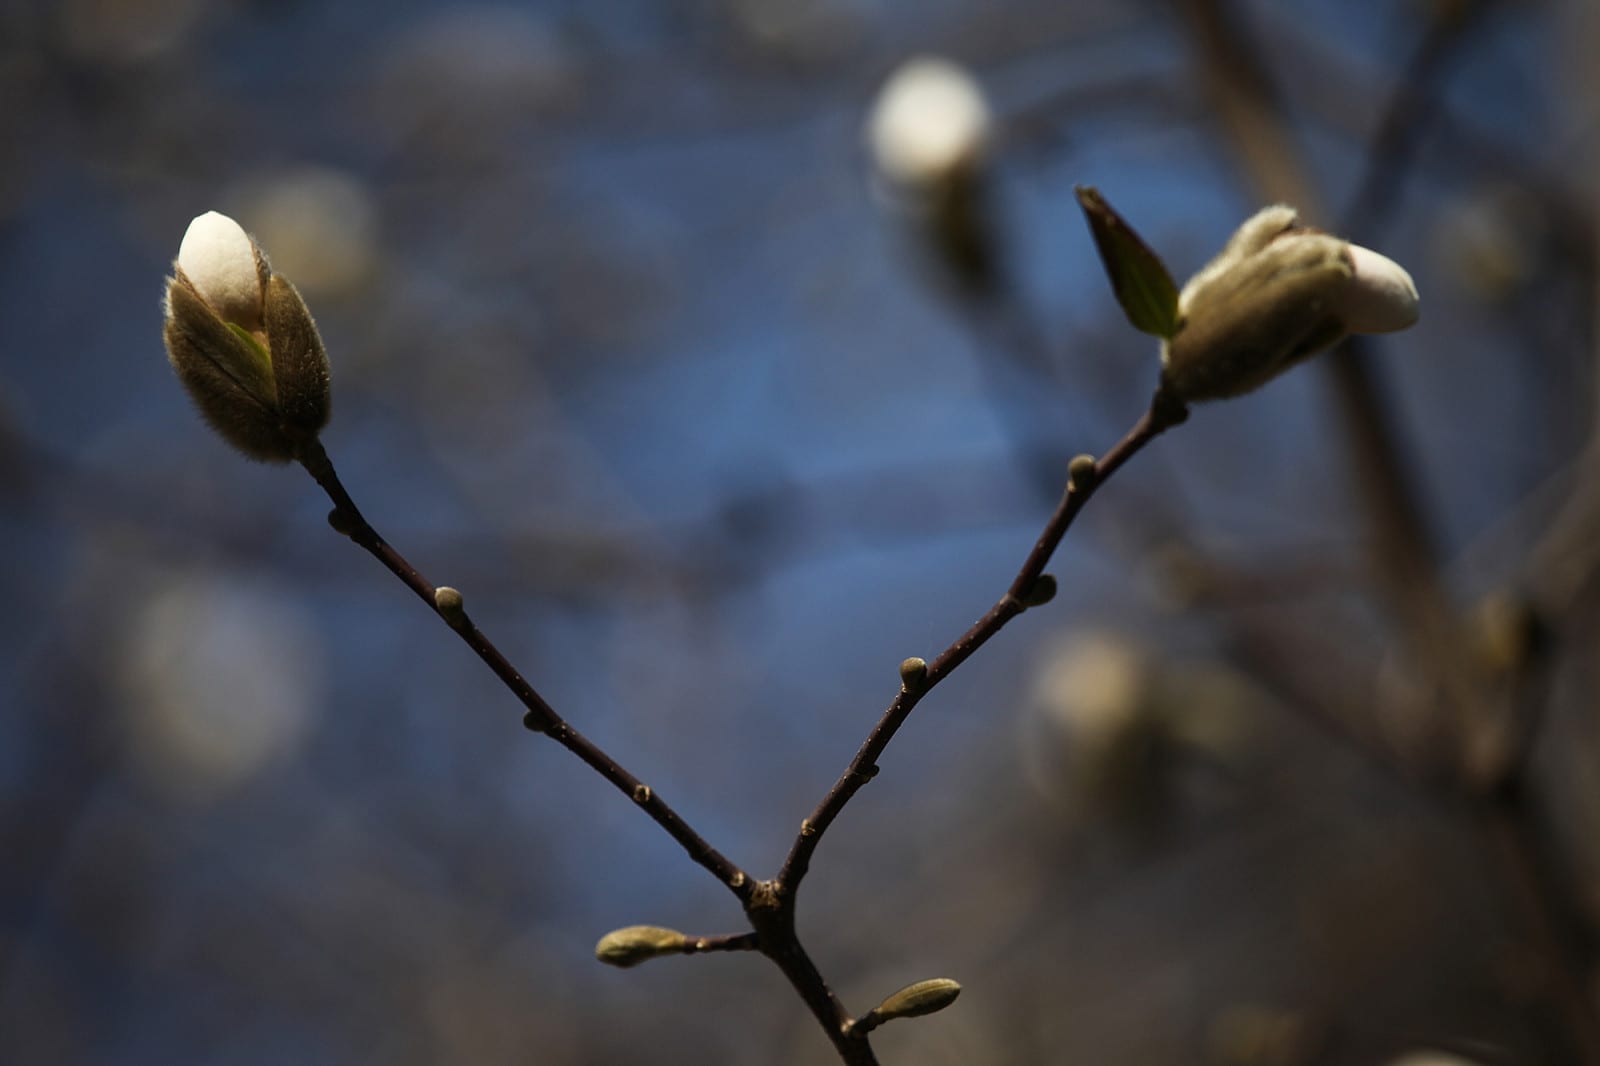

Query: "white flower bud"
(177, 210), (268, 333)
(867, 57), (990, 189)
(1159, 205), (1421, 403)
(163, 211), (331, 462)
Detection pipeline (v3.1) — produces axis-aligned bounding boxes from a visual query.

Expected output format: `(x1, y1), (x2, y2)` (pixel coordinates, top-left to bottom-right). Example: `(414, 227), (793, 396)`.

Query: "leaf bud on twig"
(850, 977), (962, 1034)
(899, 656), (929, 694)
(1067, 454), (1098, 491)
(594, 925), (689, 969)
(433, 586), (467, 628)
(1023, 573), (1057, 608)
(163, 211), (331, 461)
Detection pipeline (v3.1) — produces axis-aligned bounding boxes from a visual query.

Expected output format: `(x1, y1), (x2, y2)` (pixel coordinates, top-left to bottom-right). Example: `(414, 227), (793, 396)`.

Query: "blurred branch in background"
(1173, 0), (1600, 1060)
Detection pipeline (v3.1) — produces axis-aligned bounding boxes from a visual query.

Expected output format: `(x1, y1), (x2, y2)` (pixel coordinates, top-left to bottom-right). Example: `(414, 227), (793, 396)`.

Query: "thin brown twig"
(294, 438), (755, 904)
(778, 390), (1189, 891)
(296, 437), (876, 1061)
(292, 387), (1185, 1065)
(685, 931), (762, 956)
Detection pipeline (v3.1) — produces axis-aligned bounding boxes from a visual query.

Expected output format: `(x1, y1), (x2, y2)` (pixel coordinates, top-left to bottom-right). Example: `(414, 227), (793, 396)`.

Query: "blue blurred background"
(4, 0), (1599, 1062)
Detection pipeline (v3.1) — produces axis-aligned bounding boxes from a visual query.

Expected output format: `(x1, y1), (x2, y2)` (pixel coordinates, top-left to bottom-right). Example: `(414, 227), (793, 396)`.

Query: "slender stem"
(778, 392), (1188, 890)
(294, 439), (754, 903)
(684, 932), (761, 956)
(296, 387), (1184, 1066)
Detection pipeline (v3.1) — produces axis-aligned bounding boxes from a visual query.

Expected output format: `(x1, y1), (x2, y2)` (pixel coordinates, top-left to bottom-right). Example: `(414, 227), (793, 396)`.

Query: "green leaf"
(1075, 185), (1180, 339)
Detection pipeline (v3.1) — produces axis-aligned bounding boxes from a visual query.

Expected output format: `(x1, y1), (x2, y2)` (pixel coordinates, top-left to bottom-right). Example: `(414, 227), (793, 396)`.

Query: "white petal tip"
(1342, 244), (1420, 333)
(177, 211), (264, 327)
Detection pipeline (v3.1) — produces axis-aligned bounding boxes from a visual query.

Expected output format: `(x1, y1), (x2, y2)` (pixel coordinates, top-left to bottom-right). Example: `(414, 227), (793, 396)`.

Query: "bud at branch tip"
(1160, 203), (1419, 402)
(851, 978), (963, 1035)
(163, 210), (332, 462)
(595, 925), (690, 969)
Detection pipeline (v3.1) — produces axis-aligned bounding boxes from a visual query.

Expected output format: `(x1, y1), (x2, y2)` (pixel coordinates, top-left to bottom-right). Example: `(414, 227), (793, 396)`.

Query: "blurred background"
(3, 0), (1599, 1062)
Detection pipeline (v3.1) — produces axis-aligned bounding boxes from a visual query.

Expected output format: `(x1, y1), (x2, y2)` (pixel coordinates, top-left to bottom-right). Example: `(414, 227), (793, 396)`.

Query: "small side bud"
(1067, 454), (1098, 491)
(1023, 574), (1057, 608)
(595, 925), (689, 969)
(899, 656), (929, 694)
(852, 978), (962, 1034)
(163, 210), (332, 462)
(433, 586), (467, 628)
(327, 507), (359, 537)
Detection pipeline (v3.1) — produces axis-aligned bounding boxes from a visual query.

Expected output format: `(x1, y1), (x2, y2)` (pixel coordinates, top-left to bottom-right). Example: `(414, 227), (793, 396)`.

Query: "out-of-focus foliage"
(3, 0), (1598, 1063)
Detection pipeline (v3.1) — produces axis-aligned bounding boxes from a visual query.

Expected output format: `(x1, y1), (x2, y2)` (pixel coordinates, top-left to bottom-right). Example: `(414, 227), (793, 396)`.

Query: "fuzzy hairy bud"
(851, 978), (962, 1034)
(594, 925), (689, 968)
(1160, 205), (1419, 403)
(163, 211), (331, 462)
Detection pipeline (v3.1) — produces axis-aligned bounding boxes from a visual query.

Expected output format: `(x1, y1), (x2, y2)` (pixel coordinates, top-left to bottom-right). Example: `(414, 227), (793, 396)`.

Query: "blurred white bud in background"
(231, 167), (379, 296)
(1025, 631), (1270, 829)
(866, 57), (1000, 298)
(116, 574), (324, 800)
(1433, 185), (1546, 302)
(867, 57), (991, 190)
(1023, 631), (1161, 825)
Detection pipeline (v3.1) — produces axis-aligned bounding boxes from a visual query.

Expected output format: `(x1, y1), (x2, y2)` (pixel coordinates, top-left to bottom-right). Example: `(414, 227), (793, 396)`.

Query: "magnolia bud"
(163, 211), (331, 462)
(871, 977), (961, 1018)
(850, 978), (962, 1034)
(594, 925), (689, 968)
(868, 57), (998, 297)
(867, 58), (990, 190)
(1160, 205), (1419, 403)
